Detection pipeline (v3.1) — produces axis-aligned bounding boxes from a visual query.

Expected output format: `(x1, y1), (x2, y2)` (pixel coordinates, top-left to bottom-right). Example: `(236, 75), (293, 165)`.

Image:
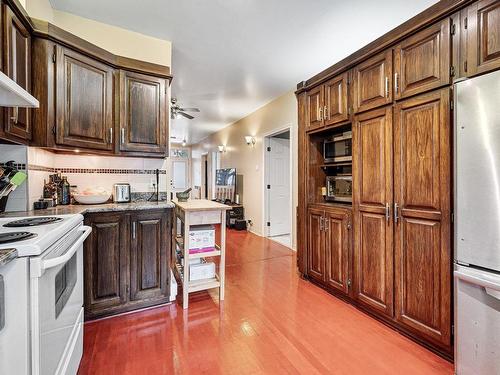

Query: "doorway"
(201, 153), (208, 199)
(264, 128), (292, 248)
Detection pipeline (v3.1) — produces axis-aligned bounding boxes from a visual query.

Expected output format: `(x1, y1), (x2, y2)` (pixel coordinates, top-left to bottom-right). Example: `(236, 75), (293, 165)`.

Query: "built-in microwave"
(323, 131), (352, 163)
(325, 175), (352, 203)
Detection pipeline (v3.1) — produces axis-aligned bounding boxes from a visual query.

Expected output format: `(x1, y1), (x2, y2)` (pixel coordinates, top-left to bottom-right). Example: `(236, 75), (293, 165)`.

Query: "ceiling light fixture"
(218, 145), (226, 153)
(245, 136), (256, 147)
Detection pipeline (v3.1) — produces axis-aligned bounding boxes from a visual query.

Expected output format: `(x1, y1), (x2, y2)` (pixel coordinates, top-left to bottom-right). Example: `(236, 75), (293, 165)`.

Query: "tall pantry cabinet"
(292, 0), (498, 359)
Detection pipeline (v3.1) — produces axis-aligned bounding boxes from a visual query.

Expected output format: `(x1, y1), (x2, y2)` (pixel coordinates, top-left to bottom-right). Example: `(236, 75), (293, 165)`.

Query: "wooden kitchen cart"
(172, 199), (231, 309)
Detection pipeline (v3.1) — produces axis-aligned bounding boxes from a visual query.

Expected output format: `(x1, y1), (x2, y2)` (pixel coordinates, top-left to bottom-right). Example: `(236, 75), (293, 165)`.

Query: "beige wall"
(191, 91), (298, 249)
(23, 0), (171, 67)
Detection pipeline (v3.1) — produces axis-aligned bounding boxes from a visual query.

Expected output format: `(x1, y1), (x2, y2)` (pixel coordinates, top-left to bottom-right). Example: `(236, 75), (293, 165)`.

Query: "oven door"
(30, 224), (91, 375)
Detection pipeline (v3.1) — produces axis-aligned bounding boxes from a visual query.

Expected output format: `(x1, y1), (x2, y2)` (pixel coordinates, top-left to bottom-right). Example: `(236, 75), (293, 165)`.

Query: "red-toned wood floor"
(78, 230), (453, 375)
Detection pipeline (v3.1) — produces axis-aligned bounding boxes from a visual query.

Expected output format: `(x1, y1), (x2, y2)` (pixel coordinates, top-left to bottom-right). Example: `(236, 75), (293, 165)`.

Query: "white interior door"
(267, 137), (290, 236)
(172, 160), (189, 192)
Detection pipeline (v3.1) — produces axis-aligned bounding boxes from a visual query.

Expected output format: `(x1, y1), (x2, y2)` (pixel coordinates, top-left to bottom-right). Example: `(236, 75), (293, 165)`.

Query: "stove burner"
(0, 232), (37, 244)
(3, 217), (63, 228)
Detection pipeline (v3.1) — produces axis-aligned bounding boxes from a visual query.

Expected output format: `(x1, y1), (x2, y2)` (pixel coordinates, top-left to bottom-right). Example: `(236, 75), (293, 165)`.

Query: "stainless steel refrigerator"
(455, 69), (500, 375)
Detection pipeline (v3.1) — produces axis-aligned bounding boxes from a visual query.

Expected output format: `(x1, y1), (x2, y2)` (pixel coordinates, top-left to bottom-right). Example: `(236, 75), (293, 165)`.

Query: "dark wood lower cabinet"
(129, 210), (170, 302)
(84, 209), (172, 320)
(306, 205), (352, 297)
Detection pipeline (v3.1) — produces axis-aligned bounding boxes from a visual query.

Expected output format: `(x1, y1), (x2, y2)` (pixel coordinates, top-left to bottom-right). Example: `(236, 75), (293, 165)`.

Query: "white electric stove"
(0, 214), (91, 375)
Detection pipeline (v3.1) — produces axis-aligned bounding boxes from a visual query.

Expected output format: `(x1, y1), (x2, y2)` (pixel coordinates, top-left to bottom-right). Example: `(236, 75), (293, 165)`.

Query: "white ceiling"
(49, 0), (438, 145)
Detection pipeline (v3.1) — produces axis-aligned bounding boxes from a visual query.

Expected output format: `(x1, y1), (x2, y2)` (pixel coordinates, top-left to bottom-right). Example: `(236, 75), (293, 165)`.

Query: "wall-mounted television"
(216, 168), (236, 186)
(215, 168), (236, 202)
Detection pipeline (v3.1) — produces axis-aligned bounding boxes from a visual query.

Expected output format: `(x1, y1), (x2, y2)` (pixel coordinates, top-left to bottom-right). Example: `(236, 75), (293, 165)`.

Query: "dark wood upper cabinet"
(119, 70), (168, 155)
(394, 19), (451, 99)
(305, 85), (323, 131)
(466, 0), (500, 76)
(353, 107), (393, 318)
(55, 46), (114, 151)
(324, 72), (350, 126)
(307, 207), (326, 282)
(353, 50), (393, 113)
(2, 4), (32, 141)
(130, 210), (170, 302)
(84, 212), (129, 320)
(393, 88), (451, 350)
(325, 208), (350, 295)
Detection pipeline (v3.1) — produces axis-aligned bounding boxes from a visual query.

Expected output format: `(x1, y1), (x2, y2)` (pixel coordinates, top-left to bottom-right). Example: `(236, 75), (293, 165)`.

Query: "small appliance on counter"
(113, 183), (131, 203)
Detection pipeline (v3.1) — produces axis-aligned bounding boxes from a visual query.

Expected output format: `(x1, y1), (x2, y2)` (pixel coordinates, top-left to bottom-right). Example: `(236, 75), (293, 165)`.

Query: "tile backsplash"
(1, 145), (170, 212)
(28, 148), (169, 208)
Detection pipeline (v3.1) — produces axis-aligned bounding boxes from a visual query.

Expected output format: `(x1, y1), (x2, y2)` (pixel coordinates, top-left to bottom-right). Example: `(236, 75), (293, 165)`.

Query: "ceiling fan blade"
(179, 107), (200, 112)
(178, 111), (195, 120)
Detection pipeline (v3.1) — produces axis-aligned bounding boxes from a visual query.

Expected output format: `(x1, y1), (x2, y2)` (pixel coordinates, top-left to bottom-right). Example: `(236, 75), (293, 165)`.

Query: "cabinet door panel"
(394, 89), (451, 349)
(325, 209), (349, 295)
(394, 19), (450, 99)
(354, 107), (393, 207)
(466, 0), (500, 76)
(130, 211), (169, 301)
(324, 72), (349, 126)
(55, 46), (114, 151)
(353, 50), (392, 113)
(395, 218), (450, 347)
(3, 5), (31, 141)
(119, 71), (167, 154)
(353, 106), (393, 317)
(307, 207), (325, 282)
(306, 86), (323, 131)
(355, 212), (393, 316)
(84, 213), (128, 317)
(394, 89), (450, 218)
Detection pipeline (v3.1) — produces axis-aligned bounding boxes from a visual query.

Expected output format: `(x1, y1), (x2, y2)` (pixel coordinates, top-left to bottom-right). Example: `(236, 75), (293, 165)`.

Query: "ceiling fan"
(171, 98), (200, 120)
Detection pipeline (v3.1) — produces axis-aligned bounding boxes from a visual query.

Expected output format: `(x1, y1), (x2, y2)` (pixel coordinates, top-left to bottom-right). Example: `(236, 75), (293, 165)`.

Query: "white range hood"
(0, 70), (39, 108)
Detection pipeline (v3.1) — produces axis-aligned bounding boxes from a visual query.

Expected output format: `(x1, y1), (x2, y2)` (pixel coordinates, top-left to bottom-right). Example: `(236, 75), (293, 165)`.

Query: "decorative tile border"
(0, 162), (26, 170)
(27, 164), (167, 175)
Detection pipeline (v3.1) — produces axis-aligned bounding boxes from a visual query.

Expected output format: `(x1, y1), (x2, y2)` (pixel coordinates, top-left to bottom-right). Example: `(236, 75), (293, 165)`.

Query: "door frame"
(262, 125), (294, 245)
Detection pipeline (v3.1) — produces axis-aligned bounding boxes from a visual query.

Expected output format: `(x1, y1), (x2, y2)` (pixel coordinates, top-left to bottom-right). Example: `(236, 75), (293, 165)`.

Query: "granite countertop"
(0, 201), (175, 217)
(0, 249), (17, 267)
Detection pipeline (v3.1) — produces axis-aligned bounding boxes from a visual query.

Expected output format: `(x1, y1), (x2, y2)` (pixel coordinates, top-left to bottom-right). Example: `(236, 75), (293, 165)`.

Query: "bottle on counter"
(60, 176), (71, 205)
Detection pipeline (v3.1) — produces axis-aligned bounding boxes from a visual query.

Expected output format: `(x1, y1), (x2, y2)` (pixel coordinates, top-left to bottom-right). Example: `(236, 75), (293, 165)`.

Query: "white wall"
(0, 145), (29, 211)
(23, 0), (172, 67)
(191, 90), (298, 249)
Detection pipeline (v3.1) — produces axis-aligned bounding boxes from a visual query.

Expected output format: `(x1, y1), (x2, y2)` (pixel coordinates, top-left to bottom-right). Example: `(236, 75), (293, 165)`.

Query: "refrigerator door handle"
(455, 269), (500, 293)
(485, 288), (500, 300)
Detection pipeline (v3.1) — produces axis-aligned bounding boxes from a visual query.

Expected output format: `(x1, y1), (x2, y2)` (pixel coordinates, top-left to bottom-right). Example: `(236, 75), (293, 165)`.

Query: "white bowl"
(73, 194), (110, 205)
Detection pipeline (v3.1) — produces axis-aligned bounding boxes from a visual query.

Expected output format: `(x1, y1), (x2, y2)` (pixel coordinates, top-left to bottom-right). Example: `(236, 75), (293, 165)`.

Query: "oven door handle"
(41, 226), (91, 271)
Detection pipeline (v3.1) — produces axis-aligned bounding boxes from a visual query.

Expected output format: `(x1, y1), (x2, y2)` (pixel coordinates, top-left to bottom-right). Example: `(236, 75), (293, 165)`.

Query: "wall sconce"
(218, 145), (226, 153)
(245, 136), (256, 147)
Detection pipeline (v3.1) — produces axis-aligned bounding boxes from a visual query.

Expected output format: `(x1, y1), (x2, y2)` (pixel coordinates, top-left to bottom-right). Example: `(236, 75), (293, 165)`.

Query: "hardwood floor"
(78, 230), (453, 375)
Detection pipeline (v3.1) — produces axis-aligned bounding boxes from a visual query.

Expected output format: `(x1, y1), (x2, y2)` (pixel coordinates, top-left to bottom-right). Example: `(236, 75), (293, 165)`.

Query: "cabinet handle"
(324, 218), (329, 231)
(121, 128), (125, 144)
(394, 73), (399, 94)
(385, 76), (389, 98)
(324, 105), (328, 120)
(109, 128), (113, 144)
(319, 216), (324, 231)
(319, 107), (323, 121)
(132, 221), (137, 239)
(10, 107), (18, 124)
(385, 202), (390, 223)
(394, 203), (400, 224)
